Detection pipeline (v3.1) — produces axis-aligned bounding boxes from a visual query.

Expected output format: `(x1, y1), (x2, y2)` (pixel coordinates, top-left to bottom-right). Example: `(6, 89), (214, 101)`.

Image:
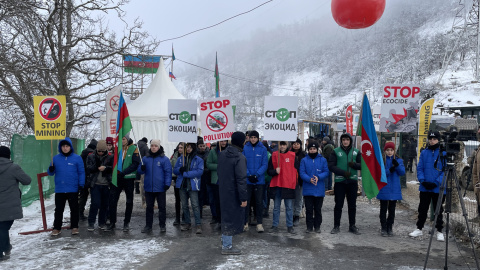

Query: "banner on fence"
(200, 97), (235, 143)
(380, 85), (420, 133)
(263, 96), (298, 141)
(168, 99), (198, 143)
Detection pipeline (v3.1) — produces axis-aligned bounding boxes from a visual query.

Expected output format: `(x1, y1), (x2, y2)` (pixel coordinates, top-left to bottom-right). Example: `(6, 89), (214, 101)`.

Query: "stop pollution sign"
(199, 97), (235, 143)
(34, 96), (67, 140)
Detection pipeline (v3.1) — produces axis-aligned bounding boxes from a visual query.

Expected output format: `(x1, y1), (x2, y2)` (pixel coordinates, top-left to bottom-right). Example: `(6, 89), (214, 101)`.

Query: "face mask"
(308, 152), (317, 159)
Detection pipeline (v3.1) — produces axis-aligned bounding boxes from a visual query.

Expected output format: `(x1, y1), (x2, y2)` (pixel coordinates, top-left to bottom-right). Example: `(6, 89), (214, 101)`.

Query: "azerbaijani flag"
(356, 93), (387, 199)
(112, 92), (132, 186)
(215, 52), (220, 97)
(123, 55), (160, 74)
(172, 45), (176, 61)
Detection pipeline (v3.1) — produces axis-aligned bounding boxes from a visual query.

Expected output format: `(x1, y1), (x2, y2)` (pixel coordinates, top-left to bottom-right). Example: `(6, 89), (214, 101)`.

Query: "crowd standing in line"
(2, 127), (459, 260)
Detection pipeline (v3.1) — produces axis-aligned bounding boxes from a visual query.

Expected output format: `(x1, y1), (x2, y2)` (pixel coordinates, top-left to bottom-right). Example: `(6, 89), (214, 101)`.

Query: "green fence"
(10, 135), (85, 207)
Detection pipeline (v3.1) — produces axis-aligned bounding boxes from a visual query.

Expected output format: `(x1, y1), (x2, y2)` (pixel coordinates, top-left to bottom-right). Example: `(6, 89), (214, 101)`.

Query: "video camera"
(440, 126), (461, 156)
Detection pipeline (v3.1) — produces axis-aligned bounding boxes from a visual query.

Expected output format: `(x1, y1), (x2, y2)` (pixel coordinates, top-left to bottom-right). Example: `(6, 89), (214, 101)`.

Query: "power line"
(176, 58), (334, 93)
(160, 0), (274, 42)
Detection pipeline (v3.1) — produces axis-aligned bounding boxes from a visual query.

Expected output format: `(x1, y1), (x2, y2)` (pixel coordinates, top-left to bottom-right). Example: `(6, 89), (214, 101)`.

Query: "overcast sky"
(120, 0), (335, 62)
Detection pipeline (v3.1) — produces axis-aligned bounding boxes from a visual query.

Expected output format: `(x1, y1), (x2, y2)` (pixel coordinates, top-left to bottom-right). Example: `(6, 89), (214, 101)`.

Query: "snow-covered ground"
(2, 198), (169, 269)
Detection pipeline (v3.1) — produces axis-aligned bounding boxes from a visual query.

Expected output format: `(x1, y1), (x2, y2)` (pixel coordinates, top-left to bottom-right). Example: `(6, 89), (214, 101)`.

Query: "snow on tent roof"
(127, 57), (185, 117)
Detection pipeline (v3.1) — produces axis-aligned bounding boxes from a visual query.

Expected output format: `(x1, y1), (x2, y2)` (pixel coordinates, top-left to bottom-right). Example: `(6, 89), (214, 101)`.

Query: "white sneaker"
(256, 224), (264, 233)
(243, 224), (249, 232)
(436, 232), (445, 242)
(409, 229), (423, 237)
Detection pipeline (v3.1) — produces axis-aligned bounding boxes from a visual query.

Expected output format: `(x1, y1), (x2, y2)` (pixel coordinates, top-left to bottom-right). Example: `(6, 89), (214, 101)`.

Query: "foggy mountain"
(173, 0), (478, 132)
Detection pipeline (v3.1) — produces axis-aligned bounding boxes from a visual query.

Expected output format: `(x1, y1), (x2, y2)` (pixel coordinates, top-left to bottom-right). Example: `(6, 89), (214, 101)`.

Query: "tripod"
(424, 156), (480, 270)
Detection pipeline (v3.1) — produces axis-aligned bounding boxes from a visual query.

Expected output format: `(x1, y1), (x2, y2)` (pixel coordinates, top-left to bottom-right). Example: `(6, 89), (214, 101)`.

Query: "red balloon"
(331, 0), (386, 29)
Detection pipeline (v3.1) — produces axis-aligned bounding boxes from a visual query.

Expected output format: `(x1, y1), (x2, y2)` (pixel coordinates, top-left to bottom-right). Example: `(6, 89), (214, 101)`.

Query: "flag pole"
(394, 132), (397, 160)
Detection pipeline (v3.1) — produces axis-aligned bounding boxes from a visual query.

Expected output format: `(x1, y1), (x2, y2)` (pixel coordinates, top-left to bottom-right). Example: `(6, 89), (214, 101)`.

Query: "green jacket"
(330, 147), (361, 182)
(207, 147), (219, 184)
(122, 144), (139, 179)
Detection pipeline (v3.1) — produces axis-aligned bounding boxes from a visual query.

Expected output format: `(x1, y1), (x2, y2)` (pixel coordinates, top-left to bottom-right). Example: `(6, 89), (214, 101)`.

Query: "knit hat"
(231, 131), (246, 149)
(96, 140), (107, 152)
(106, 137), (114, 145)
(384, 141), (395, 151)
(249, 130), (259, 138)
(0, 146), (11, 159)
(307, 142), (319, 150)
(427, 130), (441, 140)
(294, 138), (302, 145)
(141, 137), (148, 143)
(151, 139), (161, 147)
(197, 136), (204, 145)
(323, 136), (330, 142)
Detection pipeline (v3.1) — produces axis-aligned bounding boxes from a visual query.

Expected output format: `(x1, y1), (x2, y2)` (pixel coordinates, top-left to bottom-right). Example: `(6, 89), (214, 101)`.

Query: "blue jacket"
(242, 141), (268, 185)
(376, 156), (405, 200)
(417, 147), (445, 194)
(138, 153), (172, 192)
(173, 154), (204, 191)
(299, 154), (329, 197)
(48, 137), (85, 193)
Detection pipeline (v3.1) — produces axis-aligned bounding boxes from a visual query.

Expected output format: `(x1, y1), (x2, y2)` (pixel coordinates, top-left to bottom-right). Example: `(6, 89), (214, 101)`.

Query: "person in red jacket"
(267, 141), (298, 234)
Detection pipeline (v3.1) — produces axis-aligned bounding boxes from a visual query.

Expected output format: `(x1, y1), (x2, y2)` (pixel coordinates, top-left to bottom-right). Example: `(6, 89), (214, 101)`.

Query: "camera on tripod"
(439, 126), (461, 159)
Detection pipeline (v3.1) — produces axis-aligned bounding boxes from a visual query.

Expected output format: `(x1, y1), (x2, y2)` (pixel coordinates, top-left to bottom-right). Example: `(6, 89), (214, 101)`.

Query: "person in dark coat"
(377, 141), (405, 237)
(290, 138), (306, 227)
(0, 146), (31, 260)
(135, 137), (149, 194)
(217, 132), (248, 255)
(79, 138), (97, 220)
(196, 137), (210, 218)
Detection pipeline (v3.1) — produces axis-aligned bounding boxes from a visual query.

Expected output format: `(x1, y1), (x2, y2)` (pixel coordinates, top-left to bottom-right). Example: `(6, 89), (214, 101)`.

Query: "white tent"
(101, 58), (185, 156)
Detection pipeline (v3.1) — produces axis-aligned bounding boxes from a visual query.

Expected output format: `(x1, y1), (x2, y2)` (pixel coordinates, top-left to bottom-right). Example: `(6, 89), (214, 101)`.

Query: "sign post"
(34, 96), (67, 140)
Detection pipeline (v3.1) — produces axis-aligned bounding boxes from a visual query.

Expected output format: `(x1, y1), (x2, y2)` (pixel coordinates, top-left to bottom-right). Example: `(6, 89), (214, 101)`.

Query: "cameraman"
(409, 130), (446, 242)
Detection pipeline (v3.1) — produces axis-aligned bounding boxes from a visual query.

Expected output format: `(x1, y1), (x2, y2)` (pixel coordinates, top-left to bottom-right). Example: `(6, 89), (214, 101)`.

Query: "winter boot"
(387, 224), (394, 237)
(293, 216), (300, 227)
(381, 224), (388, 237)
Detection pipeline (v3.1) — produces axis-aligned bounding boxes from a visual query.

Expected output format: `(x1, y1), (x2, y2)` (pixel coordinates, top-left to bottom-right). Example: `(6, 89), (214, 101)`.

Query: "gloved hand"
(117, 171), (125, 178)
(392, 159), (399, 167)
(164, 185), (170, 191)
(348, 162), (356, 168)
(344, 171), (351, 179)
(49, 165), (55, 173)
(248, 175), (258, 183)
(179, 166), (186, 173)
(389, 167), (396, 173)
(421, 182), (437, 190)
(141, 165), (146, 171)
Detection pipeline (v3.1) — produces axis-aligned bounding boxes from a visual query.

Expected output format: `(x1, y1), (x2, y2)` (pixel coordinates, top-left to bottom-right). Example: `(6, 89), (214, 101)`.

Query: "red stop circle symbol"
(206, 110), (228, 132)
(39, 98), (62, 121)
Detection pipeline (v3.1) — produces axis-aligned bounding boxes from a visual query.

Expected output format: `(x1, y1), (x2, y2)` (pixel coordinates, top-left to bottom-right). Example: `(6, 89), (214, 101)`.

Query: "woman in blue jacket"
(377, 142), (405, 237)
(138, 139), (172, 233)
(299, 142), (329, 233)
(174, 143), (204, 233)
(409, 131), (446, 242)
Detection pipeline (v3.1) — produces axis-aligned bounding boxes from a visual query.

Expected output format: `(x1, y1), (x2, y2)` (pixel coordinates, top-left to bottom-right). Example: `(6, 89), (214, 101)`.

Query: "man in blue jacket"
(409, 131), (446, 241)
(174, 143), (204, 233)
(48, 137), (85, 236)
(138, 139), (172, 233)
(242, 130), (268, 233)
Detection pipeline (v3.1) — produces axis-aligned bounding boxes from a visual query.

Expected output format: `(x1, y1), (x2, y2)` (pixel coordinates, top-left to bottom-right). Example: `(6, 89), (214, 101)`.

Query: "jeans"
(212, 184), (221, 223)
(179, 188), (201, 225)
(54, 192), (79, 230)
(324, 172), (333, 190)
(145, 192), (166, 227)
(416, 191), (445, 232)
(294, 185), (303, 216)
(206, 184), (217, 219)
(333, 181), (358, 227)
(245, 184), (264, 225)
(0, 220), (14, 254)
(379, 200), (397, 226)
(221, 234), (233, 249)
(272, 190), (294, 227)
(88, 185), (109, 226)
(109, 177), (134, 225)
(304, 196), (324, 230)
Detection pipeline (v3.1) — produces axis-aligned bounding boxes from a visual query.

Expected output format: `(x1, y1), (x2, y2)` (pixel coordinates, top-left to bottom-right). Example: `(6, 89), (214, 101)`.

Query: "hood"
(0, 158), (13, 174)
(340, 133), (353, 150)
(225, 145), (242, 158)
(58, 137), (75, 154)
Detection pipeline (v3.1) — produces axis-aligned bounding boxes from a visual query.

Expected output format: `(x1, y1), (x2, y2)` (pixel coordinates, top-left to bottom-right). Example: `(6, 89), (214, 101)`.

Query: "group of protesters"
(0, 127), (460, 258)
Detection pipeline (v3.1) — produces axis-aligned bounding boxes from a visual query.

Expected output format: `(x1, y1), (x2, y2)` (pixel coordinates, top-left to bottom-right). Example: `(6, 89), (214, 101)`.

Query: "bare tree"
(0, 0), (158, 142)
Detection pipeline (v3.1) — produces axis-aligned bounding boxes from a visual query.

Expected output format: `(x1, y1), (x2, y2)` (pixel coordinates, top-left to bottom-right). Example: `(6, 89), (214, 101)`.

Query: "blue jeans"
(272, 190), (294, 227)
(88, 185), (109, 226)
(221, 235), (233, 249)
(294, 185), (303, 216)
(179, 189), (201, 226)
